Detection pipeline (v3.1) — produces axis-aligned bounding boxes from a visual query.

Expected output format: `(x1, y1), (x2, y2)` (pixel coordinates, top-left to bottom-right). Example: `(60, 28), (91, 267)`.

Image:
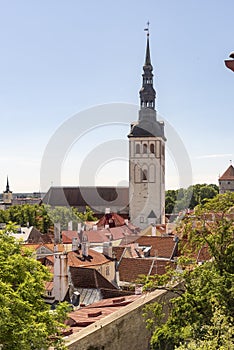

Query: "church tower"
(3, 176), (13, 206)
(128, 29), (166, 229)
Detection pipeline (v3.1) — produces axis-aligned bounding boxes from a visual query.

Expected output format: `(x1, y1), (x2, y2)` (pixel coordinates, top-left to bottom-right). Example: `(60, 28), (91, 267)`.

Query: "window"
(156, 140), (161, 158)
(150, 143), (155, 154)
(143, 143), (147, 154)
(135, 144), (140, 154)
(106, 265), (110, 276)
(142, 168), (148, 181)
(134, 164), (141, 183)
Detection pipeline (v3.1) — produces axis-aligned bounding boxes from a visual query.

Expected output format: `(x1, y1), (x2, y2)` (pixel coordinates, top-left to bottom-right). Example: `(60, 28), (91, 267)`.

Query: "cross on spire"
(144, 21), (150, 37)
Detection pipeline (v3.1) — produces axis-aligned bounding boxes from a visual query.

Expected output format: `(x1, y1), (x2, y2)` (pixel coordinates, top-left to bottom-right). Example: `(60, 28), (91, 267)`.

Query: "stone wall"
(66, 287), (179, 350)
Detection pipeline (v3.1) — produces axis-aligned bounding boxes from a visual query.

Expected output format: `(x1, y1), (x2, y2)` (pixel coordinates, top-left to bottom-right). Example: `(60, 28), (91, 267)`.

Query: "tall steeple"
(128, 27), (165, 139)
(139, 25), (156, 110)
(3, 176), (13, 205)
(128, 26), (166, 229)
(5, 176), (10, 193)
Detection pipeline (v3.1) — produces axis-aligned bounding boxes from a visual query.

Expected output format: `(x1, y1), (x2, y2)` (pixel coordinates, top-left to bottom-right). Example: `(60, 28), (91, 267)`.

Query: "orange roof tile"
(119, 257), (174, 282)
(67, 249), (110, 268)
(219, 165), (234, 180)
(136, 236), (177, 258)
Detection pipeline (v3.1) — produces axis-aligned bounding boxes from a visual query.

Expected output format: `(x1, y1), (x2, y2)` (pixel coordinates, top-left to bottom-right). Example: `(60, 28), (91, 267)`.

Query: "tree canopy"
(0, 204), (97, 233)
(0, 225), (69, 349)
(143, 192), (234, 349)
(165, 184), (219, 214)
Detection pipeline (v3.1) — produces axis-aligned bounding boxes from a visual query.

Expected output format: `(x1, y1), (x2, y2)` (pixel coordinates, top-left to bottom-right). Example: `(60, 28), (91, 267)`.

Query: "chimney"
(93, 225), (97, 231)
(124, 219), (129, 225)
(105, 208), (110, 214)
(72, 237), (79, 251)
(151, 225), (156, 236)
(68, 221), (73, 231)
(53, 252), (69, 302)
(54, 222), (61, 243)
(81, 233), (89, 257)
(103, 241), (112, 258)
(105, 224), (110, 229)
(77, 222), (82, 233)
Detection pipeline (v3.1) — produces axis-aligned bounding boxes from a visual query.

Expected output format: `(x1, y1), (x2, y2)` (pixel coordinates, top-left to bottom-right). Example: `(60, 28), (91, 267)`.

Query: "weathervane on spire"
(144, 21), (150, 36)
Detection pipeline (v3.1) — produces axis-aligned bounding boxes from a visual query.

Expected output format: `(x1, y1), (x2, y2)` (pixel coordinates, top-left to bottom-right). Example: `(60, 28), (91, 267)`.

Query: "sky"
(0, 0), (233, 193)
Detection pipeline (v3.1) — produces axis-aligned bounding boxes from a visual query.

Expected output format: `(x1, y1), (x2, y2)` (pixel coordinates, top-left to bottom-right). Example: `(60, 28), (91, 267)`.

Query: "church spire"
(6, 176), (10, 192)
(140, 23), (156, 110)
(144, 23), (152, 67)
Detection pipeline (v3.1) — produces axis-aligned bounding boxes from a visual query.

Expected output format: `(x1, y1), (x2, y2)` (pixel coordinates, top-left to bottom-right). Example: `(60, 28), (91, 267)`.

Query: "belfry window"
(142, 169), (148, 181)
(143, 143), (147, 154)
(150, 143), (155, 153)
(135, 144), (140, 154)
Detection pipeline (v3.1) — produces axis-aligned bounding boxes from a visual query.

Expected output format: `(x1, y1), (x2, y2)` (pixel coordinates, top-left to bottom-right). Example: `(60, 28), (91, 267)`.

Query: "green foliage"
(0, 230), (69, 349)
(143, 192), (234, 349)
(165, 184), (219, 214)
(76, 205), (98, 222)
(0, 204), (97, 233)
(0, 204), (53, 233)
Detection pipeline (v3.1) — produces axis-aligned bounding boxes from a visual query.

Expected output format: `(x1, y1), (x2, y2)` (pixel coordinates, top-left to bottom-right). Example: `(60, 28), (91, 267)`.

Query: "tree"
(143, 192), (234, 349)
(0, 204), (97, 233)
(0, 226), (69, 349)
(165, 184), (219, 214)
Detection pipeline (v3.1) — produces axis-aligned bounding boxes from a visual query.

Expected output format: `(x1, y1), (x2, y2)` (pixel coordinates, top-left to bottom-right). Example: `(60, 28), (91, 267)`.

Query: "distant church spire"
(140, 23), (156, 110)
(5, 176), (10, 193)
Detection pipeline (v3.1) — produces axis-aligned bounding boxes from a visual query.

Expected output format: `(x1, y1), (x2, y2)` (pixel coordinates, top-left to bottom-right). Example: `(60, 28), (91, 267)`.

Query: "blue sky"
(0, 0), (233, 192)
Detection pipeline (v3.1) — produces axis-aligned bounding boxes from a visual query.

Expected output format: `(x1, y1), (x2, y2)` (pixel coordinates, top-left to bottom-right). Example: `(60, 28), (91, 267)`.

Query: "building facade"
(219, 164), (234, 193)
(128, 32), (166, 229)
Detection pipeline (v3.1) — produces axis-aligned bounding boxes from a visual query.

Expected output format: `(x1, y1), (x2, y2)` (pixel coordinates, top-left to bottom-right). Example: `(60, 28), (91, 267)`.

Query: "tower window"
(135, 144), (140, 154)
(142, 169), (148, 181)
(156, 140), (161, 158)
(134, 164), (141, 183)
(150, 143), (155, 154)
(143, 143), (147, 154)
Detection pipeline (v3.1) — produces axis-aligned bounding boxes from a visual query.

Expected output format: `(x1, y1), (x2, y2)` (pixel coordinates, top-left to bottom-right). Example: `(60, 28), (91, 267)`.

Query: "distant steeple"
(140, 23), (156, 110)
(5, 176), (10, 193)
(3, 176), (13, 205)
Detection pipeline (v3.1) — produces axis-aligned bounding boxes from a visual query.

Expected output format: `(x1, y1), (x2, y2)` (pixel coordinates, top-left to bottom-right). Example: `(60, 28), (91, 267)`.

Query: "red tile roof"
(67, 249), (110, 268)
(119, 257), (173, 283)
(66, 295), (140, 328)
(62, 231), (79, 244)
(70, 267), (117, 289)
(135, 236), (177, 258)
(219, 165), (234, 180)
(97, 213), (126, 228)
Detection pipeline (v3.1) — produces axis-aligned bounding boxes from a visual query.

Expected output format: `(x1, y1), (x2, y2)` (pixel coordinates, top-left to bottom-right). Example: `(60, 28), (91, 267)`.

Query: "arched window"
(143, 143), (147, 154)
(135, 144), (140, 154)
(142, 167), (148, 181)
(150, 143), (155, 154)
(156, 140), (161, 158)
(134, 164), (141, 183)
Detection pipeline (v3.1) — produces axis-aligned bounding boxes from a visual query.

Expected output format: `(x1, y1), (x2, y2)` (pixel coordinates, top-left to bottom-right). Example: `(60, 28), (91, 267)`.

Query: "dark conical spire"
(128, 25), (166, 140)
(144, 34), (152, 67)
(6, 176), (10, 192)
(139, 25), (156, 110)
